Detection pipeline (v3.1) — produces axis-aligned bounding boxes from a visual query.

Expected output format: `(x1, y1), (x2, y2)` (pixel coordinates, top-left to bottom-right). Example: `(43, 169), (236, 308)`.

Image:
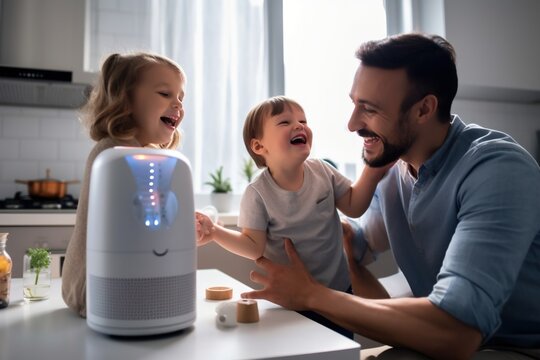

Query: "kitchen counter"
(0, 269), (360, 360)
(0, 210), (238, 227)
(0, 210), (77, 226)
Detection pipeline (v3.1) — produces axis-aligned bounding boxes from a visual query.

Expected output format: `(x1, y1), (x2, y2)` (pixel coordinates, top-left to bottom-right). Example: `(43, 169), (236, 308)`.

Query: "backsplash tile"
(0, 105), (92, 199)
(2, 116), (40, 138)
(0, 139), (19, 160)
(37, 162), (76, 181)
(1, 160), (38, 181)
(39, 118), (79, 139)
(59, 140), (94, 161)
(20, 139), (58, 160)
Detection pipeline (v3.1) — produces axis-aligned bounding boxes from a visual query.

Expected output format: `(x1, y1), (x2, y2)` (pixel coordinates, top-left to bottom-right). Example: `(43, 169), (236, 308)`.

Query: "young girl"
(196, 96), (389, 336)
(62, 52), (186, 317)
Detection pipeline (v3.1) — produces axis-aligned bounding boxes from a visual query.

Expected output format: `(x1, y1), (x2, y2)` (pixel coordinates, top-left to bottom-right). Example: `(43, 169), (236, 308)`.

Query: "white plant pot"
(210, 192), (232, 213)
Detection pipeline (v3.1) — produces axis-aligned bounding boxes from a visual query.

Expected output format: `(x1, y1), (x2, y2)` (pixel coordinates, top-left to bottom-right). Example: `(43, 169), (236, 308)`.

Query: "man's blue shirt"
(354, 115), (540, 347)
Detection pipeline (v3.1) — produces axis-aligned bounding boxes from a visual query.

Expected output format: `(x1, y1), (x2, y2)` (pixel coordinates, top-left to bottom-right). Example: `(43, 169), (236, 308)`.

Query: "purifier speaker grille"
(89, 273), (195, 320)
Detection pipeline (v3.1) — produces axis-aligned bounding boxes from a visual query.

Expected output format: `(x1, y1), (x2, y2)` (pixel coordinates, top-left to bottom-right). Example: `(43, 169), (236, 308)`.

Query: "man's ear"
(416, 94), (438, 124)
(251, 138), (264, 155)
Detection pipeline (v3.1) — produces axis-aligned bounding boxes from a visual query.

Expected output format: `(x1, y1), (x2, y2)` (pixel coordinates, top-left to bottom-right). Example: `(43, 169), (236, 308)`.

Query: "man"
(242, 33), (540, 359)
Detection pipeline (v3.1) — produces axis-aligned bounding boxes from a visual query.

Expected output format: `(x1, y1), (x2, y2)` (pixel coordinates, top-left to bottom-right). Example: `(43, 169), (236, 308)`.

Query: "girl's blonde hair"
(81, 52), (186, 149)
(243, 96), (304, 168)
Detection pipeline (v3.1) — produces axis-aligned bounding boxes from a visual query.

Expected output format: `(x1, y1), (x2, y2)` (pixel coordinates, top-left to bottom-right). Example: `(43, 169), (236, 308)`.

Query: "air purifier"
(86, 147), (196, 336)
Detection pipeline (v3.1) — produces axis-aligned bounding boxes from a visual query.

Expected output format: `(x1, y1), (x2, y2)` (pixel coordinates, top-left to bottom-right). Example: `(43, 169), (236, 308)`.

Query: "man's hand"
(241, 238), (322, 310)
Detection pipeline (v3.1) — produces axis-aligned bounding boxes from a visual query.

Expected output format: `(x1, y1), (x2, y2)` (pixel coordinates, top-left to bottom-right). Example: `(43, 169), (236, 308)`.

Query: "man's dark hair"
(356, 33), (458, 122)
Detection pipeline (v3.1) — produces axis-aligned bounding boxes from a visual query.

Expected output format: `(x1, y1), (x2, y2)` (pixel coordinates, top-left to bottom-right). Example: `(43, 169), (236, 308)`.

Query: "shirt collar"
(423, 115), (464, 174)
(400, 115), (465, 181)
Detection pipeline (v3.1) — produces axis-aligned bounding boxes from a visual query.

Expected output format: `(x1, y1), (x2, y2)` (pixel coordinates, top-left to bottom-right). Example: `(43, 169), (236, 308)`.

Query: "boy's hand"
(363, 160), (396, 181)
(195, 211), (216, 246)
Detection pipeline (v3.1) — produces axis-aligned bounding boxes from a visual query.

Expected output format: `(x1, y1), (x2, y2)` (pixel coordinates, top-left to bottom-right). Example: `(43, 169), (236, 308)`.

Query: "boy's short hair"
(243, 96), (304, 168)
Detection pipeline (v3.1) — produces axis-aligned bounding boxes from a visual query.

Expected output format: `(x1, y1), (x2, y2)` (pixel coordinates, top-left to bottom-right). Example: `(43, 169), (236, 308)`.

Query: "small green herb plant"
(27, 248), (51, 285)
(241, 158), (257, 183)
(205, 166), (232, 193)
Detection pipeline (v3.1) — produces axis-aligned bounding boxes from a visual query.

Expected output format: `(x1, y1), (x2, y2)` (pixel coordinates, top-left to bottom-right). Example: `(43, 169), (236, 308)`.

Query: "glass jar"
(22, 249), (52, 301)
(0, 233), (12, 309)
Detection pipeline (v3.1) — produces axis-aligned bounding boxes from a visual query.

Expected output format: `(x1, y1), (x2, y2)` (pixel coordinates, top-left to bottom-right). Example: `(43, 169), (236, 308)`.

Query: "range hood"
(0, 66), (91, 109)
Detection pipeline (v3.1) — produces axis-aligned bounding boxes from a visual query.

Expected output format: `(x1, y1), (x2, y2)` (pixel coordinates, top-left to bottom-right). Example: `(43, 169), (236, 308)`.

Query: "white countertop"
(0, 269), (360, 360)
(0, 211), (238, 227)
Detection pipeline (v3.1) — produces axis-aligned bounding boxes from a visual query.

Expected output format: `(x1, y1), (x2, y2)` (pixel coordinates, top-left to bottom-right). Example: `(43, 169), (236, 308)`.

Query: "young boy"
(197, 96), (388, 297)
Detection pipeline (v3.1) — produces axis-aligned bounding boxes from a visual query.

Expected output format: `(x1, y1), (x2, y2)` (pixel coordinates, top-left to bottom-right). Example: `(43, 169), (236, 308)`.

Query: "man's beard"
(360, 112), (414, 168)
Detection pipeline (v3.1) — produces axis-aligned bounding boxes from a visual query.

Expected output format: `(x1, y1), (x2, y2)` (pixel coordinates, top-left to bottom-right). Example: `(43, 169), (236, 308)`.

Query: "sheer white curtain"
(282, 0), (387, 179)
(150, 0), (268, 192)
(87, 0), (271, 193)
(148, 0), (270, 193)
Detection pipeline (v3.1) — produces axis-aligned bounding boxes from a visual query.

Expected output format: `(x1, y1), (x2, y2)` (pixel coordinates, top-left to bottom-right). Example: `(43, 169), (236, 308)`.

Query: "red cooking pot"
(15, 169), (80, 199)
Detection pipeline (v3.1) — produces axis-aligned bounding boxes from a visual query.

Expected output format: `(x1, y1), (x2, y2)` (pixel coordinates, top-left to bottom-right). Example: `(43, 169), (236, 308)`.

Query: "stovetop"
(0, 192), (78, 210)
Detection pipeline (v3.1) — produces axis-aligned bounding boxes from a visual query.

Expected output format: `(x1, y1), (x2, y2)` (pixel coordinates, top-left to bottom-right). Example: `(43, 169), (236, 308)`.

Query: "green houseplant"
(23, 248), (52, 301)
(241, 158), (257, 183)
(205, 166), (232, 193)
(205, 166), (233, 212)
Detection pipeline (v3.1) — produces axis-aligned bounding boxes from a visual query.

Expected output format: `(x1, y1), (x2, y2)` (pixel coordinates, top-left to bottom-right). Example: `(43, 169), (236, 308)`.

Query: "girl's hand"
(195, 211), (215, 246)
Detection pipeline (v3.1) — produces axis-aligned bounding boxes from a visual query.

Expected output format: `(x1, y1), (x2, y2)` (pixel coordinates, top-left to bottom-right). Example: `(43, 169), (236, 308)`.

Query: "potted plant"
(205, 166), (233, 212)
(241, 158), (257, 184)
(23, 248), (52, 301)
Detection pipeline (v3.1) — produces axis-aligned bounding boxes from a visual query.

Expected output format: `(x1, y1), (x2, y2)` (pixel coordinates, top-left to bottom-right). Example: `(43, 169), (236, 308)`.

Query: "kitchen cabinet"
(0, 223), (73, 278)
(0, 211), (76, 277)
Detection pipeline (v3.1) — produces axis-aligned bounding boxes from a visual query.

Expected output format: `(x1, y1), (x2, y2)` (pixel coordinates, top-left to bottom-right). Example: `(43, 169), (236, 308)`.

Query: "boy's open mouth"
(290, 134), (307, 145)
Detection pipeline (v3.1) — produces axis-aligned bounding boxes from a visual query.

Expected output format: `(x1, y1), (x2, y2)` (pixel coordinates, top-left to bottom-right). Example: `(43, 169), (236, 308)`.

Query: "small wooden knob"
(236, 299), (259, 323)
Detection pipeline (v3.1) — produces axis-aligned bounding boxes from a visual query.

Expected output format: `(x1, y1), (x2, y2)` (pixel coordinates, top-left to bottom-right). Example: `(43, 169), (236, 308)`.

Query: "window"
(86, 0), (387, 192)
(86, 0), (269, 194)
(283, 0), (387, 179)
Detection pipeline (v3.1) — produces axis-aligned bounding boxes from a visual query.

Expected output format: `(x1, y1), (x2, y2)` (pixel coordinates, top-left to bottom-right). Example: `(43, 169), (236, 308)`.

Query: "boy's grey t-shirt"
(238, 158), (352, 291)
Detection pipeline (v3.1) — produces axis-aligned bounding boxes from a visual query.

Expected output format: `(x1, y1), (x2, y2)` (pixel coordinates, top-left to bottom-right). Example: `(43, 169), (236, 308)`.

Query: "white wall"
(445, 0), (540, 92)
(443, 0), (540, 163)
(0, 0), (93, 83)
(452, 99), (540, 161)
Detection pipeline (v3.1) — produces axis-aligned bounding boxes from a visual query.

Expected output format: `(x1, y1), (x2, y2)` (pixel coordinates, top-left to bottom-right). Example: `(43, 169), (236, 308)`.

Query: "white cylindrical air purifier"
(86, 147), (196, 336)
